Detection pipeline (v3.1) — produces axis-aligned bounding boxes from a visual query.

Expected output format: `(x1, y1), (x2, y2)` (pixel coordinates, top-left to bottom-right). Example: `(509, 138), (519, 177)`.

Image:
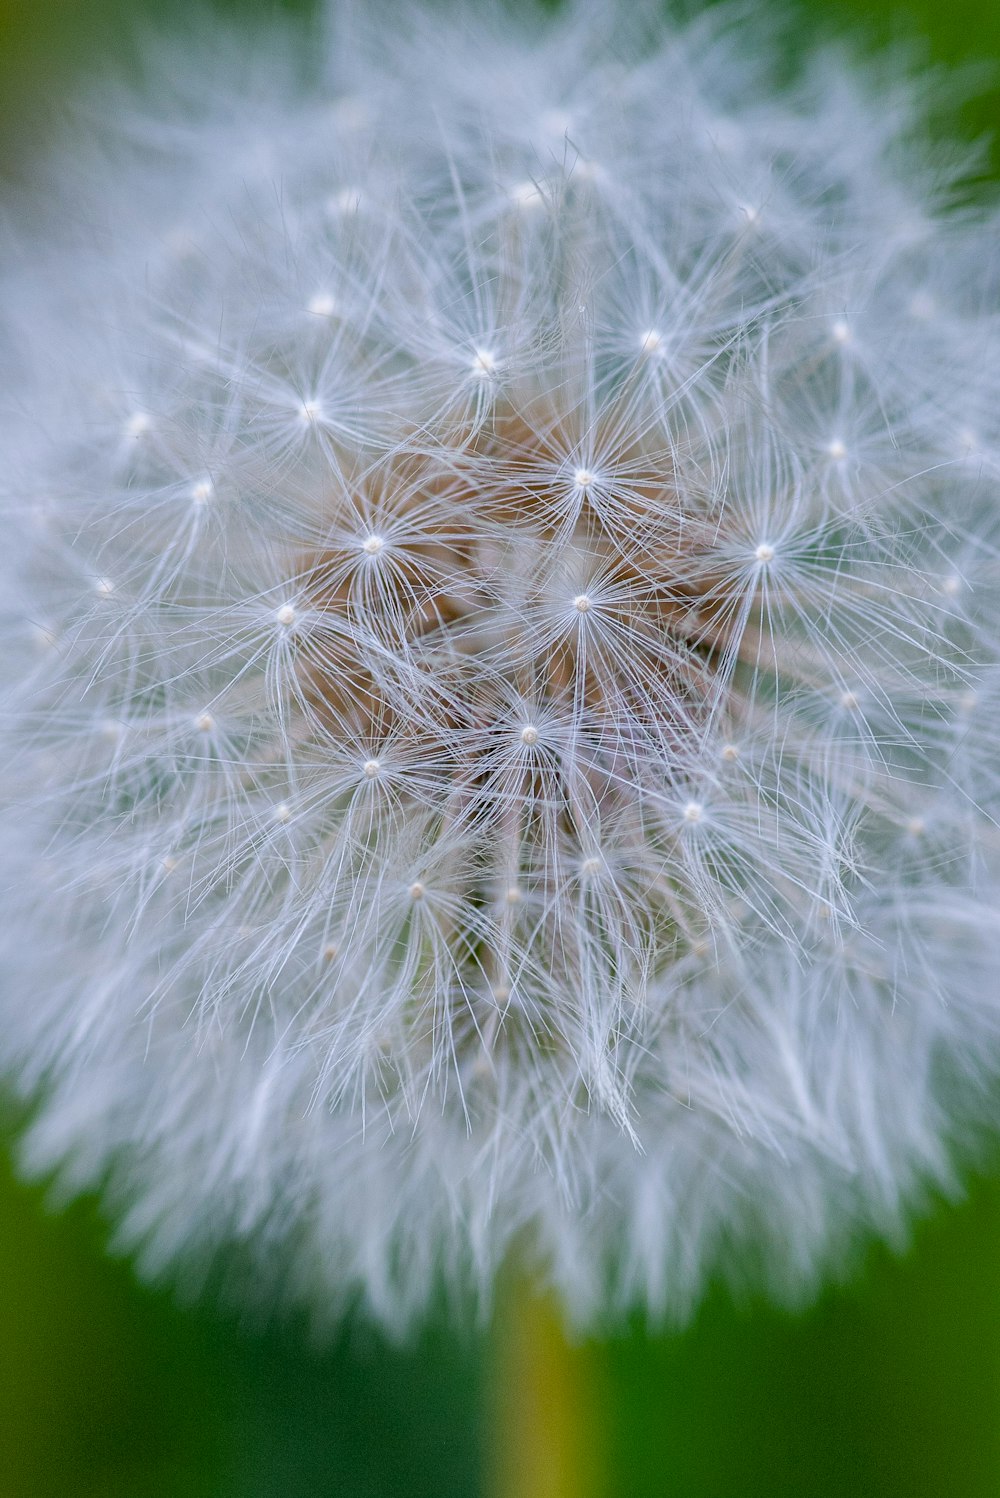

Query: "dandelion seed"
(307, 292), (337, 318)
(471, 348), (498, 378)
(510, 179), (544, 210)
(31, 624), (57, 651)
(572, 157), (603, 183)
(540, 108), (572, 139)
(329, 186), (363, 214)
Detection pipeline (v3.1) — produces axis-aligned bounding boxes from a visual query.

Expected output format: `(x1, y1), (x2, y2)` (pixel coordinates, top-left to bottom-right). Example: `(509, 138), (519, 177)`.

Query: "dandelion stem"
(488, 1280), (604, 1498)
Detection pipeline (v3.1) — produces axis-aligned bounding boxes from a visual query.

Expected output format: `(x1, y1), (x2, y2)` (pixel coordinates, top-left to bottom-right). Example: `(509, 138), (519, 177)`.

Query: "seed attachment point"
(471, 348), (498, 378)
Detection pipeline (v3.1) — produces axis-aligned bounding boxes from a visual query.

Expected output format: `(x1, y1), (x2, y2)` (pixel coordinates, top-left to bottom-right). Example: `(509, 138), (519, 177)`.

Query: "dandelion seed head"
(2, 0), (1000, 1335)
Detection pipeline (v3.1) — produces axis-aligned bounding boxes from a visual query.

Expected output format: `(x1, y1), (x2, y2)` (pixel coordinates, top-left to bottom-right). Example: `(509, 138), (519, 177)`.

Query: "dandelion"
(2, 1), (1000, 1332)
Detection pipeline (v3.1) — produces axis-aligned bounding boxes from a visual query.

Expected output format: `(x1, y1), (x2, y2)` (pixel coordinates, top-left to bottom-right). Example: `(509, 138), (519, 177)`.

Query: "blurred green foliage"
(0, 1145), (484, 1498)
(2, 1144), (1000, 1497)
(0, 1), (998, 1494)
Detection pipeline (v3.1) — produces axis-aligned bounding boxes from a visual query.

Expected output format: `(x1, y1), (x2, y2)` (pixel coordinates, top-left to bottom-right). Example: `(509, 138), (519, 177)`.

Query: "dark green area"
(0, 1149), (484, 1498)
(1, 0), (998, 1494)
(600, 1173), (1000, 1498)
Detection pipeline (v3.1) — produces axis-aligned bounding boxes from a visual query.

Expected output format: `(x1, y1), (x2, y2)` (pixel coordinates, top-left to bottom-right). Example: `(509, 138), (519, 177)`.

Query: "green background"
(1, 1), (998, 1493)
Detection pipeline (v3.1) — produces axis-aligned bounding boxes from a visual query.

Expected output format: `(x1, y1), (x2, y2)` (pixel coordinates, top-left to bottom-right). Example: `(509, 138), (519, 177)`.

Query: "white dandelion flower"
(2, 1), (1000, 1331)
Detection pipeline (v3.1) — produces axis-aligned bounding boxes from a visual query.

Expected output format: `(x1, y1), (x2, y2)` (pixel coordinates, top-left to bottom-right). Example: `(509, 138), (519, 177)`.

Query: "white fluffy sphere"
(2, 1), (1000, 1329)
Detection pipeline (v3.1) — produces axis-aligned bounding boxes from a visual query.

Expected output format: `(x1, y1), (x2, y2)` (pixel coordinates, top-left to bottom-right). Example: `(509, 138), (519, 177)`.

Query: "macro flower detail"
(2, 3), (1000, 1328)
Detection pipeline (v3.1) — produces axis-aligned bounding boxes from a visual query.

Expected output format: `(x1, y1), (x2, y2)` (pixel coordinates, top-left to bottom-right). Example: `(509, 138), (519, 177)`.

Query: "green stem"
(487, 1281), (605, 1498)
